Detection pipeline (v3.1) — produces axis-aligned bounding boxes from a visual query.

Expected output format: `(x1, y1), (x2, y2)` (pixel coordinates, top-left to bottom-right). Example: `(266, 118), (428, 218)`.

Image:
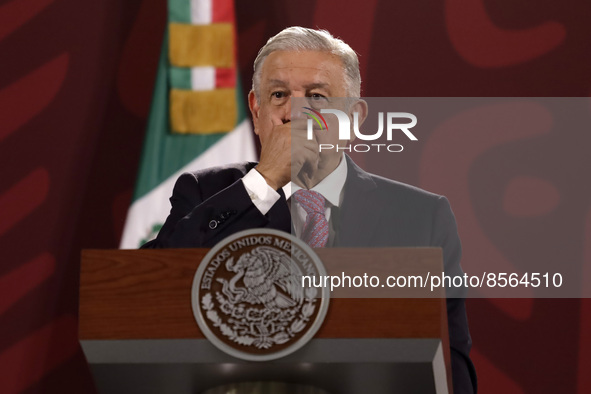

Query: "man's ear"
(346, 99), (369, 143)
(248, 90), (260, 135)
(350, 99), (369, 126)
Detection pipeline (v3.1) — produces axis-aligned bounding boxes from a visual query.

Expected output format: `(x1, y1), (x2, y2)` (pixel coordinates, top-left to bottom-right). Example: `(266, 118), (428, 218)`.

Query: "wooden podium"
(79, 248), (452, 393)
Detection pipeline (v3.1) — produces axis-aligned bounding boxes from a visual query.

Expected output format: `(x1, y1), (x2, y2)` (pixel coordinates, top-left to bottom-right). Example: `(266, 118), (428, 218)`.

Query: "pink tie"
(293, 190), (329, 248)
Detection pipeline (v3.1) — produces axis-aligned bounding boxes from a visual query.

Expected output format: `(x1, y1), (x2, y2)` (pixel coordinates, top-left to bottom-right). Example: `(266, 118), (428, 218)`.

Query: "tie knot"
(293, 190), (326, 215)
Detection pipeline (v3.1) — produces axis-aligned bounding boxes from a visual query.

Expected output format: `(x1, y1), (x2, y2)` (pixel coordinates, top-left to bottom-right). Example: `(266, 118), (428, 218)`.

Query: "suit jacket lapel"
(262, 156), (379, 244)
(335, 155), (380, 247)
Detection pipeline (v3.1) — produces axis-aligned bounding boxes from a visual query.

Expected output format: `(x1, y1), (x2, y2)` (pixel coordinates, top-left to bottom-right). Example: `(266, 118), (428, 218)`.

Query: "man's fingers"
(291, 140), (320, 173)
(289, 118), (308, 130)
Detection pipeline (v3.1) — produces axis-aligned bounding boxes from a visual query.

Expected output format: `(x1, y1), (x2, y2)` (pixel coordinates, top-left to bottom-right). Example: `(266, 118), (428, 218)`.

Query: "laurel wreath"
(201, 286), (318, 349)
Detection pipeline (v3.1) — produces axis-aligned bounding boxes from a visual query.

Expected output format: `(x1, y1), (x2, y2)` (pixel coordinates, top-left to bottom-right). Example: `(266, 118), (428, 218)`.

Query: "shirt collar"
(282, 154), (348, 207)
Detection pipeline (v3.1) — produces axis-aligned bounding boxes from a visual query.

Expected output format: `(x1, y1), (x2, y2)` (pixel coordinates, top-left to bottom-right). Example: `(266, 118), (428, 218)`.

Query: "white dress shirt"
(242, 156), (348, 241)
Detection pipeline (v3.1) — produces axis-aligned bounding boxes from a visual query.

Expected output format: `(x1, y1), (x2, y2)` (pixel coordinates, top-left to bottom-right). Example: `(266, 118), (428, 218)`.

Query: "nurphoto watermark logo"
(304, 107), (418, 153)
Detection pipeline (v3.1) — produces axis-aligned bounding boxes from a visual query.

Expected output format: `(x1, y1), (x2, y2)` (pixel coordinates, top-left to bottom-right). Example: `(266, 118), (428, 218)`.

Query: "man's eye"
(271, 91), (286, 99)
(309, 93), (326, 100)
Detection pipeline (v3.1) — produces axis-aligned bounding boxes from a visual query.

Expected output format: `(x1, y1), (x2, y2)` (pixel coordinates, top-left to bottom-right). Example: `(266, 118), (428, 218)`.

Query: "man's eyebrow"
(303, 82), (330, 90)
(265, 80), (330, 90)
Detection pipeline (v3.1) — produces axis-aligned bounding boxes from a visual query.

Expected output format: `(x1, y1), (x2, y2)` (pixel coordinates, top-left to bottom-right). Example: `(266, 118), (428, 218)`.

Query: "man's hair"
(252, 26), (361, 101)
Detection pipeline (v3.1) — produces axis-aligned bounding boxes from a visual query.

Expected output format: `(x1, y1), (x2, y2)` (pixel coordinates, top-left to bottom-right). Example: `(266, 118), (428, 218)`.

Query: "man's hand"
(256, 118), (319, 190)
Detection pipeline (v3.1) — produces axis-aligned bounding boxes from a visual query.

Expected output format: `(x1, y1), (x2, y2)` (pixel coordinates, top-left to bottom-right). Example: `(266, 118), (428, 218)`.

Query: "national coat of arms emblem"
(191, 229), (330, 361)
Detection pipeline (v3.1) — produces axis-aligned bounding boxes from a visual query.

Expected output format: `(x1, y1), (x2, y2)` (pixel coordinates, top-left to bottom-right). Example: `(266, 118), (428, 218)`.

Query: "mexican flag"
(120, 0), (256, 249)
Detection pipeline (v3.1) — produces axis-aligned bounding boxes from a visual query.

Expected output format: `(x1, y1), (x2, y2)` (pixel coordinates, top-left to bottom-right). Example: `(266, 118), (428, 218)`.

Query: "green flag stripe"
(168, 0), (191, 23)
(132, 28), (248, 201)
(169, 66), (192, 90)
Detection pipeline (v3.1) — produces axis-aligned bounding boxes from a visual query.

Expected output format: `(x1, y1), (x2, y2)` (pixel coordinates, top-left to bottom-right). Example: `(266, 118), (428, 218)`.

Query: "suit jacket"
(143, 155), (477, 393)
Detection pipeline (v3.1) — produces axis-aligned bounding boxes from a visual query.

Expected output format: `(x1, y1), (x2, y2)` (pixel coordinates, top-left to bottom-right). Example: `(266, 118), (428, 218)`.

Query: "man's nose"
(289, 96), (309, 123)
(282, 99), (291, 123)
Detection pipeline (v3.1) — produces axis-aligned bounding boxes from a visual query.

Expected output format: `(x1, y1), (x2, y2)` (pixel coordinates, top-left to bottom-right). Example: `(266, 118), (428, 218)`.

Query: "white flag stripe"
(191, 66), (216, 90)
(119, 119), (256, 249)
(191, 0), (212, 25)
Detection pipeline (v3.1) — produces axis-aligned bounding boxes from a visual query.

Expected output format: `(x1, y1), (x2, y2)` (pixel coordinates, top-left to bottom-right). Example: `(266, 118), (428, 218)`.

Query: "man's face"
(249, 50), (355, 176)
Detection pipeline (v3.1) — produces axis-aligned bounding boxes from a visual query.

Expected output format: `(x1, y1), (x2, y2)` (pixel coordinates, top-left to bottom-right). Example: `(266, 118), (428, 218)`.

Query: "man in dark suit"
(143, 26), (477, 393)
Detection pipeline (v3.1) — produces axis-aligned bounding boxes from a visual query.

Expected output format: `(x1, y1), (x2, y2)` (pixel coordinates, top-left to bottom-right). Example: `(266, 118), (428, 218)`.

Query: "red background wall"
(1, 0), (590, 392)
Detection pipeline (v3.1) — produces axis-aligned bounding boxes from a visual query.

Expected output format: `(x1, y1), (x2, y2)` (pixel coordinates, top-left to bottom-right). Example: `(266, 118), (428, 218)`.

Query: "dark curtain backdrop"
(1, 0), (590, 393)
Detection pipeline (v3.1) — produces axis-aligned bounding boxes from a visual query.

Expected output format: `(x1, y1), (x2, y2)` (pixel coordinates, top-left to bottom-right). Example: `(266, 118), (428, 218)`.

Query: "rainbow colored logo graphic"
(303, 107), (328, 130)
